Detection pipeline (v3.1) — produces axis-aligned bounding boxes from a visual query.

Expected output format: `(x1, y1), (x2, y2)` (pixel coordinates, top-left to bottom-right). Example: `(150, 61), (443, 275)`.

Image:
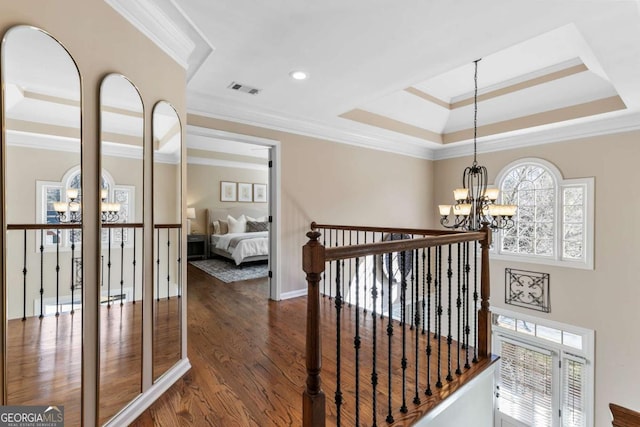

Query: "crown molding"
(187, 156), (268, 171)
(187, 92), (640, 164)
(105, 0), (196, 69)
(187, 125), (279, 148)
(187, 90), (436, 160)
(433, 110), (640, 160)
(7, 130), (79, 153)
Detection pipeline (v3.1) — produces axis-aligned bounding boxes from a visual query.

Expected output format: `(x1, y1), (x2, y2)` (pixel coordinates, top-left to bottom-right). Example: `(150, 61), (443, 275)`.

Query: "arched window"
(495, 158), (593, 269)
(36, 165), (135, 248)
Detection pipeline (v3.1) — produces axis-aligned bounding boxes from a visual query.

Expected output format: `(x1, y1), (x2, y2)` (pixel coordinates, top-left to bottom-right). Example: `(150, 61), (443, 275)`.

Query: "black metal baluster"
(464, 241), (471, 370)
(167, 228), (171, 300)
(371, 253), (378, 427)
(473, 241), (478, 363)
(400, 251), (408, 414)
(39, 229), (44, 318)
(421, 247), (426, 334)
(363, 232), (367, 315)
(334, 261), (343, 427)
(413, 248), (421, 405)
(120, 227), (125, 306)
(107, 228), (112, 308)
(322, 230), (326, 297)
(354, 257), (361, 425)
(178, 227), (182, 298)
(379, 233), (384, 319)
(436, 246), (443, 389)
(328, 229), (332, 298)
(22, 230), (27, 321)
(456, 242), (462, 376)
(348, 231), (352, 307)
(434, 245), (439, 341)
(55, 228), (60, 316)
(132, 229), (137, 303)
(386, 251), (394, 424)
(70, 239), (76, 315)
(425, 247), (432, 396)
(410, 236), (414, 330)
(156, 228), (160, 301)
(446, 244), (453, 382)
(341, 230), (345, 305)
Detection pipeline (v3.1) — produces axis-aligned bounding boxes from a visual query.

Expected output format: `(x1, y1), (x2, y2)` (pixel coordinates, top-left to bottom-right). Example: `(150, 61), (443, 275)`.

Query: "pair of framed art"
(220, 181), (267, 203)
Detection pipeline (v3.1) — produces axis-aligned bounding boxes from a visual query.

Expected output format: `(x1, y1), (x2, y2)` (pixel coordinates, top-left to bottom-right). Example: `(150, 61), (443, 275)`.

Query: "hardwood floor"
(131, 265), (303, 427)
(132, 264), (497, 427)
(6, 296), (182, 427)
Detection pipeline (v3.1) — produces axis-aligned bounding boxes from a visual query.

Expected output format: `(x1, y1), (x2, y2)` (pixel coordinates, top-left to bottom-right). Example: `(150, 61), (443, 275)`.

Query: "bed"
(205, 207), (269, 265)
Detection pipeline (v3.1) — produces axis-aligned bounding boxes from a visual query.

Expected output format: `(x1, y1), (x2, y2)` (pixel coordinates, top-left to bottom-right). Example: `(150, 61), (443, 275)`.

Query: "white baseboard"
(103, 358), (192, 427)
(280, 288), (307, 300)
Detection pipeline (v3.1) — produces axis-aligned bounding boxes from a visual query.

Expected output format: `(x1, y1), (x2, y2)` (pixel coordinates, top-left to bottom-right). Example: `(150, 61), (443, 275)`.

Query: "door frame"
(186, 126), (281, 300)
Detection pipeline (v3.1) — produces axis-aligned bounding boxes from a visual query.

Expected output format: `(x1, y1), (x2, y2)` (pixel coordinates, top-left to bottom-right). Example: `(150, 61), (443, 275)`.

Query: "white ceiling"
(55, 2), (640, 158)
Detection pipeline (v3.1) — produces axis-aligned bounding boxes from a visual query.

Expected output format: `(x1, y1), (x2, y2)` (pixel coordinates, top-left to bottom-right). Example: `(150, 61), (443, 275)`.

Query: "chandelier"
(53, 188), (121, 223)
(439, 59), (516, 231)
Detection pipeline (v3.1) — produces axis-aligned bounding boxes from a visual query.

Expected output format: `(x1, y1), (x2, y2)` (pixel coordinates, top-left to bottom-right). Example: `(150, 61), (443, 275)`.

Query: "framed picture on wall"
(253, 183), (267, 203)
(220, 181), (237, 202)
(238, 182), (253, 202)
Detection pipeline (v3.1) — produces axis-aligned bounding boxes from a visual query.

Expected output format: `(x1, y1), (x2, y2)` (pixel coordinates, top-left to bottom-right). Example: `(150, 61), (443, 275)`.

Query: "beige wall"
(187, 114), (435, 294)
(187, 163), (268, 233)
(434, 131), (640, 427)
(1, 0), (186, 424)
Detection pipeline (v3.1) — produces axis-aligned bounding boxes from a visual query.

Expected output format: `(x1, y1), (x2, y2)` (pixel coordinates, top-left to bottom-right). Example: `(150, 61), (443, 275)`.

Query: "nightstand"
(187, 234), (208, 260)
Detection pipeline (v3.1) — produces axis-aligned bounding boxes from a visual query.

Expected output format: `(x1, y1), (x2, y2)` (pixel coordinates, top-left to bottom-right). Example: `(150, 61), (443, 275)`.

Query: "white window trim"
(492, 158), (594, 270)
(492, 306), (594, 427)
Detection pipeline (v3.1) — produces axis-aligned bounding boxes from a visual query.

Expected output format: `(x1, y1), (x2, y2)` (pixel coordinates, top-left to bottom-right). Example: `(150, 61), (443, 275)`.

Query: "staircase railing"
(302, 222), (492, 426)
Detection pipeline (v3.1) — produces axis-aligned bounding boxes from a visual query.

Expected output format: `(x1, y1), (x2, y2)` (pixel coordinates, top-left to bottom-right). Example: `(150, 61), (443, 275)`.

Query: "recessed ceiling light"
(289, 70), (308, 80)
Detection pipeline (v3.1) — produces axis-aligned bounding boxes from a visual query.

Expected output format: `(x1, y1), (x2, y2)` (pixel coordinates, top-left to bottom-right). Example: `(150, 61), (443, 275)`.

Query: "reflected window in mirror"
(2, 25), (83, 426)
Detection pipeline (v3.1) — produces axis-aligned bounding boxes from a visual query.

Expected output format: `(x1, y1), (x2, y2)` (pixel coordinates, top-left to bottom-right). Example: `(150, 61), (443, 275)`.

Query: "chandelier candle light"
(53, 188), (121, 223)
(439, 59), (517, 231)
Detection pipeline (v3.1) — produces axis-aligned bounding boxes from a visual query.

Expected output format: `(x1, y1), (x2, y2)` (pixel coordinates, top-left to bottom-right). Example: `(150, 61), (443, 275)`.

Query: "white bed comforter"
(213, 231), (269, 265)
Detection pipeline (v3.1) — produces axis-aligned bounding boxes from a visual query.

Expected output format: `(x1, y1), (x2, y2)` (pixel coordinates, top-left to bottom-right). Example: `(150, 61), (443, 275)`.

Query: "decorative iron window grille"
(505, 268), (550, 312)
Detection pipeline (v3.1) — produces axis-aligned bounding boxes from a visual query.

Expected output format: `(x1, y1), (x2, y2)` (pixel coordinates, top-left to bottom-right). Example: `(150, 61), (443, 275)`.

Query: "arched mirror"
(98, 74), (144, 424)
(2, 26), (82, 425)
(152, 101), (182, 381)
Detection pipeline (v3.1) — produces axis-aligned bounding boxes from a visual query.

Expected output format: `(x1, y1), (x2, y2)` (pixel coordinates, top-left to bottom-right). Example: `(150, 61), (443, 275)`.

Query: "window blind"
(499, 339), (553, 426)
(562, 355), (586, 427)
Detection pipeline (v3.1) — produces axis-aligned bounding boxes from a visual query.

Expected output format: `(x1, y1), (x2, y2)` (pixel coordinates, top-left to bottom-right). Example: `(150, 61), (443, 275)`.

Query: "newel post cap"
(303, 231), (325, 275)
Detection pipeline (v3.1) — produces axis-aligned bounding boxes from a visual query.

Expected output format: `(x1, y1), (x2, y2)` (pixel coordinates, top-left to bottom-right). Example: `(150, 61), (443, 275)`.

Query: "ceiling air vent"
(228, 81), (261, 95)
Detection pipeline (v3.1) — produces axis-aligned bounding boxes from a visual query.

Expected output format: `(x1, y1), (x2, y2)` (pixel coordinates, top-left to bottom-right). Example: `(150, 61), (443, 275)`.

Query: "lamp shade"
(187, 207), (196, 219)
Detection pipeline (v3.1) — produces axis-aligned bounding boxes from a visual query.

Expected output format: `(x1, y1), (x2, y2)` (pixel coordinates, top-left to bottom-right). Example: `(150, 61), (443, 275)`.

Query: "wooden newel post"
(478, 223), (492, 358)
(302, 230), (326, 427)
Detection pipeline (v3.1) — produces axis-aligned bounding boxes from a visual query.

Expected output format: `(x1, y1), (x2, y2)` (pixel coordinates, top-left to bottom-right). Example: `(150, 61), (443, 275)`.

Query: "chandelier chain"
(473, 58), (480, 167)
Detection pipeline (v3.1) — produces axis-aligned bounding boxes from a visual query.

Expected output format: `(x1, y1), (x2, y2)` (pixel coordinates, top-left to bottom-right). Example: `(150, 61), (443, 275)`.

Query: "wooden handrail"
(7, 223), (144, 230)
(610, 403), (640, 427)
(154, 224), (181, 229)
(311, 221), (467, 236)
(324, 232), (485, 262)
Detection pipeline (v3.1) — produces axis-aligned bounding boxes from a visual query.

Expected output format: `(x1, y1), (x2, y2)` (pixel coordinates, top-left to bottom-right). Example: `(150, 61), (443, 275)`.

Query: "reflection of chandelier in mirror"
(439, 59), (517, 231)
(53, 188), (121, 223)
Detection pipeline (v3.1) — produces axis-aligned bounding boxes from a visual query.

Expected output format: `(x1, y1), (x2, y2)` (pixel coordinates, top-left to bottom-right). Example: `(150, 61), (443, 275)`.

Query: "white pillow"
(247, 215), (268, 222)
(227, 214), (246, 233)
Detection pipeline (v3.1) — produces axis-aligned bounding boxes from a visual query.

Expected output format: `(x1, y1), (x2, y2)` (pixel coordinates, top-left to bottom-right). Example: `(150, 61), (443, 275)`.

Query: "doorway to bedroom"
(185, 127), (281, 300)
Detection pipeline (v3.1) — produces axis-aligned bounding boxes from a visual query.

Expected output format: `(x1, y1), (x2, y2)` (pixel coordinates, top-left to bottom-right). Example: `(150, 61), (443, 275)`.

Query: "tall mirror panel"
(98, 74), (144, 424)
(152, 101), (182, 381)
(2, 26), (82, 425)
